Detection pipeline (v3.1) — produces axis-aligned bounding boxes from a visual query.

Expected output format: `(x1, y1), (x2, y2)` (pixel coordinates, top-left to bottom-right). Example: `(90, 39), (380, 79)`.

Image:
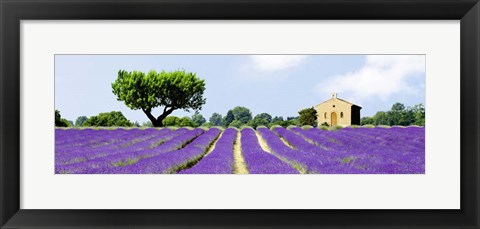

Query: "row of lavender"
(55, 126), (424, 174)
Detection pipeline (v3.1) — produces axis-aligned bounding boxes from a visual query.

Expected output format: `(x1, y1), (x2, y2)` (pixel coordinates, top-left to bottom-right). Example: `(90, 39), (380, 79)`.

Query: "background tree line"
(55, 69), (424, 128)
(55, 106), (317, 129)
(360, 102), (425, 126)
(56, 102), (424, 128)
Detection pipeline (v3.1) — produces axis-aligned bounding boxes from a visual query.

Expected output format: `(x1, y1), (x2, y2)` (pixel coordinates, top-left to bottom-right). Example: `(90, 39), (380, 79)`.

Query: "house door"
(331, 112), (337, 126)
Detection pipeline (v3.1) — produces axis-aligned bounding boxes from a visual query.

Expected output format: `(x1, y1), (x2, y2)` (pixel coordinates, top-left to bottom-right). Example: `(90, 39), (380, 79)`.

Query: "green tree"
(412, 103), (425, 126)
(209, 112), (223, 126)
(248, 117), (270, 129)
(360, 116), (374, 125)
(83, 111), (133, 127)
(255, 113), (272, 123)
(272, 116), (284, 123)
(228, 120), (243, 128)
(142, 121), (154, 127)
(222, 110), (235, 127)
(298, 107), (317, 126)
(191, 111), (206, 127)
(231, 106), (252, 124)
(386, 103), (405, 125)
(162, 116), (181, 127)
(374, 111), (389, 125)
(55, 110), (71, 127)
(75, 116), (88, 127)
(162, 116), (196, 127)
(179, 117), (196, 127)
(112, 69), (206, 127)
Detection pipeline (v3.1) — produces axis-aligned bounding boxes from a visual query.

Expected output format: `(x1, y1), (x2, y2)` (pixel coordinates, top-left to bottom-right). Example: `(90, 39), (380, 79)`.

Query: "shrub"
(301, 125), (313, 130)
(82, 111), (133, 127)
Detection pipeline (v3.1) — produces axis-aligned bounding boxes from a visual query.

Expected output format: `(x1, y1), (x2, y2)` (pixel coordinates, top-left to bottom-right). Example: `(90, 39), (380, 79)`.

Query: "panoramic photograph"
(55, 55), (425, 174)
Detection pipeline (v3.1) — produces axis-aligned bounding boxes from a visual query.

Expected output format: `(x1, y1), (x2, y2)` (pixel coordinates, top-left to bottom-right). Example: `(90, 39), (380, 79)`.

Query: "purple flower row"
(55, 128), (176, 166)
(269, 127), (356, 173)
(101, 128), (222, 174)
(240, 128), (298, 174)
(178, 128), (237, 174)
(56, 128), (204, 174)
(281, 127), (424, 174)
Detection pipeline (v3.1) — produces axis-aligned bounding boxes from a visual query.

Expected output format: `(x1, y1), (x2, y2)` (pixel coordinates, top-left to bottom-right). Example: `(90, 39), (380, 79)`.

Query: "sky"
(55, 55), (425, 124)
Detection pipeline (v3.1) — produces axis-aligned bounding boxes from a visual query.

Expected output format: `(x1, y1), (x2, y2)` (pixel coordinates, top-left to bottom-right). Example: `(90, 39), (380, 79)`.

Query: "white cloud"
(317, 55), (425, 101)
(249, 55), (307, 72)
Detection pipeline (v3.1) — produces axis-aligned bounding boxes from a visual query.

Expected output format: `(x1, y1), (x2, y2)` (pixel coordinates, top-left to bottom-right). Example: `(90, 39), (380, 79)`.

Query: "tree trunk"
(142, 107), (174, 127)
(152, 119), (163, 127)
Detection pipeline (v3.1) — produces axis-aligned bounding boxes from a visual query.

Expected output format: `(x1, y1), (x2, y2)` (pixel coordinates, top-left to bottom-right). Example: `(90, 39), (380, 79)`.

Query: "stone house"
(315, 93), (361, 127)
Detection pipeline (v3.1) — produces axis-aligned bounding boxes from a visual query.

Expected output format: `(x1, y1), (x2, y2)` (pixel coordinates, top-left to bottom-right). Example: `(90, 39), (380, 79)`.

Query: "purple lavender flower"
(56, 128), (204, 174)
(103, 128), (222, 174)
(240, 128), (298, 174)
(179, 128), (237, 174)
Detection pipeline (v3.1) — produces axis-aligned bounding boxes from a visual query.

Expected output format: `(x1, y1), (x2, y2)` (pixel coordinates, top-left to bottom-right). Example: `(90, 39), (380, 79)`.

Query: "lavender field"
(55, 126), (425, 174)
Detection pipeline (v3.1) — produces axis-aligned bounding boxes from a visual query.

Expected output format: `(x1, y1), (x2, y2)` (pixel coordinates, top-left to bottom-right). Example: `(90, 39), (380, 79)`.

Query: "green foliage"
(111, 69), (206, 127)
(332, 125), (343, 130)
(222, 110), (235, 127)
(162, 116), (196, 127)
(268, 119), (300, 128)
(162, 116), (180, 127)
(255, 113), (272, 123)
(75, 116), (88, 127)
(201, 122), (213, 128)
(247, 117), (269, 129)
(272, 116), (284, 123)
(191, 111), (206, 127)
(361, 103), (425, 126)
(231, 106), (252, 124)
(209, 112), (222, 126)
(142, 121), (154, 127)
(298, 107), (317, 126)
(179, 117), (197, 127)
(55, 110), (72, 127)
(228, 120), (244, 128)
(320, 122), (329, 127)
(82, 111), (134, 127)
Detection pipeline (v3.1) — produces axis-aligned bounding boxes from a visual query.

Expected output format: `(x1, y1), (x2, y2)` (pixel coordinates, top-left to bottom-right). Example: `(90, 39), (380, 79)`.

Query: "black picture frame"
(1, 0), (479, 228)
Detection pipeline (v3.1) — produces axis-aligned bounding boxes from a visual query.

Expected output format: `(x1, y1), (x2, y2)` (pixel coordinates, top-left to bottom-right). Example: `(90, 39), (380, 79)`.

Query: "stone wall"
(316, 98), (354, 127)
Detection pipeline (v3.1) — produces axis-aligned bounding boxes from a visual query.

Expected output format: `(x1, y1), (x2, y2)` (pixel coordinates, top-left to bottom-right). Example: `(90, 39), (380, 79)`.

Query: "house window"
(333, 105), (335, 108)
(340, 112), (344, 118)
(324, 112), (327, 119)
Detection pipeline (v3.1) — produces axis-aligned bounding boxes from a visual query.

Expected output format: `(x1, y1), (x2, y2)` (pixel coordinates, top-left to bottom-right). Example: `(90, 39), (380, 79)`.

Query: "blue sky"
(55, 55), (425, 124)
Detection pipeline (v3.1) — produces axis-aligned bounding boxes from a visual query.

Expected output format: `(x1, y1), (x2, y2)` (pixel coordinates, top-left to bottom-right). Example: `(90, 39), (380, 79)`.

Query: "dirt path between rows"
(233, 131), (248, 174)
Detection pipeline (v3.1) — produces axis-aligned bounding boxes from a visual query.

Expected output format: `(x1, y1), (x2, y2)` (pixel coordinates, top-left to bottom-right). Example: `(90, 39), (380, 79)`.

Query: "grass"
(341, 156), (356, 164)
(112, 158), (138, 167)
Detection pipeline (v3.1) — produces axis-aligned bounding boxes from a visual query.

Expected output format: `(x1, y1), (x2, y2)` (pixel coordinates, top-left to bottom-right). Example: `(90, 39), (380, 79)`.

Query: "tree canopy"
(231, 106), (252, 124)
(112, 69), (206, 127)
(75, 116), (88, 127)
(298, 107), (317, 126)
(191, 111), (206, 127)
(162, 116), (196, 127)
(222, 110), (235, 127)
(55, 110), (72, 127)
(209, 113), (223, 126)
(82, 111), (133, 127)
(361, 103), (425, 126)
